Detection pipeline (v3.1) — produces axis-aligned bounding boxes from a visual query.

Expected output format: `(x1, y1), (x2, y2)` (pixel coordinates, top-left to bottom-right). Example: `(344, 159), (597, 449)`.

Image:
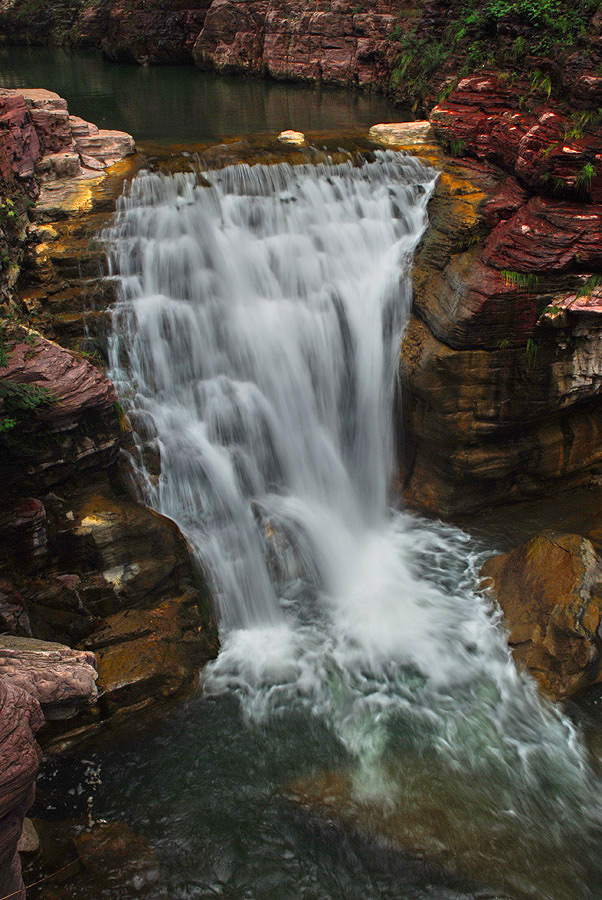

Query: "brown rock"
(482, 531), (602, 699)
(74, 821), (159, 887)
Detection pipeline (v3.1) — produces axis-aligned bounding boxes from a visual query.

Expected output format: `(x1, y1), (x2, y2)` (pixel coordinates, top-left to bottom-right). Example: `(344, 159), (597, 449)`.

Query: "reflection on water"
(0, 46), (404, 143)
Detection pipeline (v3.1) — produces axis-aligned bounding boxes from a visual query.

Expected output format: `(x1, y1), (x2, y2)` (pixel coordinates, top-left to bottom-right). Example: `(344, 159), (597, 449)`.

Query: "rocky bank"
(0, 88), (219, 898)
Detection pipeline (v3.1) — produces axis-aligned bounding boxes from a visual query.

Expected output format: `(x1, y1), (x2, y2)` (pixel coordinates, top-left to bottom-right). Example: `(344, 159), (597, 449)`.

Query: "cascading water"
(105, 150), (602, 899)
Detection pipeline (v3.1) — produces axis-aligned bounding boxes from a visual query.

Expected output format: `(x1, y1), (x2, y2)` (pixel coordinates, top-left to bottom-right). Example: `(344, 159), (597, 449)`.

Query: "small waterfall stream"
(105, 150), (602, 899)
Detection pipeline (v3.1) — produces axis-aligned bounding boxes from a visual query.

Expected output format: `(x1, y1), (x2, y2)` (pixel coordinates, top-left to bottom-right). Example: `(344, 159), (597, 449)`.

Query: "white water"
(107, 151), (602, 898)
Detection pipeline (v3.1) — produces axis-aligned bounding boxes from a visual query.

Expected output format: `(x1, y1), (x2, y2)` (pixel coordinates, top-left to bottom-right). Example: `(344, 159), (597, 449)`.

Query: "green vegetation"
(575, 161), (596, 195)
(501, 270), (540, 291)
(389, 0), (600, 107)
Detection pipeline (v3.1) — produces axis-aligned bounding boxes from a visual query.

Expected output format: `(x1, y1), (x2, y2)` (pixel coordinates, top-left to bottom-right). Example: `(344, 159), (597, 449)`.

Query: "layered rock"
(0, 680), (43, 900)
(386, 75), (602, 516)
(482, 531), (602, 699)
(0, 88), (135, 184)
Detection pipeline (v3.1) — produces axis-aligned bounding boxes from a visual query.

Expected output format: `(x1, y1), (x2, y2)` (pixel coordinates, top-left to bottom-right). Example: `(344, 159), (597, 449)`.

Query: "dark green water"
(0, 46), (403, 143)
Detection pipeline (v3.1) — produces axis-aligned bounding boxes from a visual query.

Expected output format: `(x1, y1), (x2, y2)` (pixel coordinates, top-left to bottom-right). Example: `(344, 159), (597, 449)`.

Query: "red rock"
(0, 581), (31, 636)
(0, 91), (40, 179)
(0, 636), (98, 713)
(482, 176), (529, 229)
(193, 0), (400, 86)
(0, 333), (116, 424)
(482, 197), (602, 272)
(0, 679), (43, 900)
(0, 498), (48, 572)
(430, 75), (535, 171)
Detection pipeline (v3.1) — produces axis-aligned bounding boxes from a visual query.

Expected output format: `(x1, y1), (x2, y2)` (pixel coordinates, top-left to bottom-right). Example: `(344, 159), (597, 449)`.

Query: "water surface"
(0, 46), (403, 143)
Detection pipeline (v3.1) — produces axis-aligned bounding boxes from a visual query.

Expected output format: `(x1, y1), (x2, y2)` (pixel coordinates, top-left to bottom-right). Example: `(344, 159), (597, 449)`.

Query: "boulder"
(0, 679), (44, 900)
(0, 636), (98, 716)
(482, 531), (602, 699)
(74, 821), (159, 888)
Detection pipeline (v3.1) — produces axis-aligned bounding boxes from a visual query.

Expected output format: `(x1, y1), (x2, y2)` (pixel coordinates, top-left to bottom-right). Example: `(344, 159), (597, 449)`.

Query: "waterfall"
(107, 150), (602, 898)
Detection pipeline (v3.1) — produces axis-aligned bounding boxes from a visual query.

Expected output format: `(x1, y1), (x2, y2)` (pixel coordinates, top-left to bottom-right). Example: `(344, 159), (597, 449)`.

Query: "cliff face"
(0, 90), (218, 764)
(0, 0), (409, 87)
(394, 75), (602, 514)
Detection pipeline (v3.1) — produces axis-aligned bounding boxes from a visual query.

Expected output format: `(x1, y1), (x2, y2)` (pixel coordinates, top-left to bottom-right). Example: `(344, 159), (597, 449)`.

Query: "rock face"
(0, 637), (98, 717)
(390, 74), (602, 516)
(0, 680), (44, 900)
(0, 0), (405, 87)
(482, 531), (602, 700)
(0, 87), (135, 183)
(0, 331), (120, 490)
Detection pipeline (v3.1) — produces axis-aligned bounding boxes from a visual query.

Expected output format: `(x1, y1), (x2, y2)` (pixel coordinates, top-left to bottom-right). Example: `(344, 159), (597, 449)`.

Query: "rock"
(0, 90), (40, 179)
(482, 198), (602, 273)
(17, 817), (40, 854)
(74, 821), (159, 887)
(36, 151), (82, 180)
(0, 332), (120, 490)
(277, 129), (306, 145)
(192, 0), (399, 87)
(0, 679), (44, 900)
(482, 531), (602, 699)
(0, 581), (31, 636)
(369, 121), (436, 147)
(74, 129), (135, 165)
(0, 636), (98, 715)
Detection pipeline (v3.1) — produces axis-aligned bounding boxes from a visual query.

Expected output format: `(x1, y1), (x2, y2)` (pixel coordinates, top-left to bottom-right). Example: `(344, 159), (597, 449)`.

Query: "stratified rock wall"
(395, 75), (602, 515)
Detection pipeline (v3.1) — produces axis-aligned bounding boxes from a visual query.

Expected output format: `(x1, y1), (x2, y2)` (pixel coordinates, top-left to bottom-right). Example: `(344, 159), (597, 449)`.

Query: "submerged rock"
(482, 531), (602, 700)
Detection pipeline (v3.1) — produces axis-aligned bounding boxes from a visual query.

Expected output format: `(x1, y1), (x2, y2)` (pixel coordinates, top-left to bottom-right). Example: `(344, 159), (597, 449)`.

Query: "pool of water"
(0, 46), (404, 143)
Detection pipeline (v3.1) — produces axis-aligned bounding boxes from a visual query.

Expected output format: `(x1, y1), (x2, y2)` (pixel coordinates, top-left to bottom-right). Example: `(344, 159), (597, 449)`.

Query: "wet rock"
(0, 636), (98, 715)
(74, 821), (159, 888)
(18, 817), (40, 854)
(482, 531), (602, 700)
(0, 679), (44, 900)
(0, 332), (120, 490)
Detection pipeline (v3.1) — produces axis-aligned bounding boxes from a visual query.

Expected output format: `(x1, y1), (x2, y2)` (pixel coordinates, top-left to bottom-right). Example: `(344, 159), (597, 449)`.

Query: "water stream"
(96, 150), (602, 899)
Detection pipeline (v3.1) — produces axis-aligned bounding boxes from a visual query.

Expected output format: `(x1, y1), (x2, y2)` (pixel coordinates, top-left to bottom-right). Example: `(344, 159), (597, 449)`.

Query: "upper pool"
(0, 46), (405, 143)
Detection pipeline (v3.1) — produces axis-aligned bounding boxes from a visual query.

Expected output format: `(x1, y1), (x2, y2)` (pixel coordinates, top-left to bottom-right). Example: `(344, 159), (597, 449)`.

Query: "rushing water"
(64, 149), (602, 900)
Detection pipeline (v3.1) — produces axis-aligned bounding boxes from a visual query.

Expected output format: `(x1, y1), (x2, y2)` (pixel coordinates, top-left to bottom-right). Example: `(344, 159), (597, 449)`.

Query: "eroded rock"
(482, 531), (602, 699)
(0, 679), (44, 900)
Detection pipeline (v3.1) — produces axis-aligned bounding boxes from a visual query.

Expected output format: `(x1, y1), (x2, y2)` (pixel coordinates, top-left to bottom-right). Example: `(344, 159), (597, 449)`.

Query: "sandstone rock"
(36, 151), (82, 180)
(0, 581), (31, 637)
(74, 129), (135, 165)
(482, 197), (602, 273)
(192, 0), (399, 87)
(482, 531), (602, 699)
(0, 679), (44, 900)
(369, 121), (436, 147)
(0, 332), (120, 490)
(277, 129), (306, 145)
(0, 90), (40, 179)
(0, 636), (98, 714)
(0, 498), (48, 572)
